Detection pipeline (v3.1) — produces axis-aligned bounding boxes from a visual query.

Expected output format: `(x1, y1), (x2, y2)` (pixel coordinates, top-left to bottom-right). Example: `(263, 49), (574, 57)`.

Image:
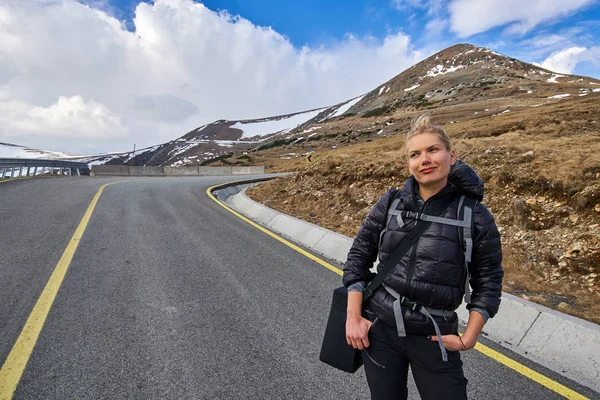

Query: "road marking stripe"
(206, 183), (342, 276)
(207, 181), (589, 400)
(0, 177), (36, 184)
(0, 176), (65, 184)
(0, 182), (117, 399)
(473, 342), (587, 399)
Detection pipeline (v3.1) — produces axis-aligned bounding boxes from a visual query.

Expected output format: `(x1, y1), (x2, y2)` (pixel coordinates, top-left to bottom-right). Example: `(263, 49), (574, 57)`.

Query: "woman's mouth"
(420, 167), (435, 174)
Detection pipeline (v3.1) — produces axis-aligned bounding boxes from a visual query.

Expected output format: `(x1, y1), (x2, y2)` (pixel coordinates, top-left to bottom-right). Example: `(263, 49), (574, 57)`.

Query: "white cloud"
(448, 0), (594, 38)
(425, 18), (449, 36)
(0, 96), (127, 141)
(0, 0), (425, 154)
(537, 46), (600, 75)
(539, 47), (587, 74)
(391, 0), (425, 10)
(392, 0), (443, 17)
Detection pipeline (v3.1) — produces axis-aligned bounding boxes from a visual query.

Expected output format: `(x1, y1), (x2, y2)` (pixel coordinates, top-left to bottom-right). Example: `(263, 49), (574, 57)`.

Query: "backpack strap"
(401, 211), (470, 228)
(457, 195), (477, 304)
(400, 195), (478, 305)
(383, 283), (451, 362)
(378, 192), (403, 251)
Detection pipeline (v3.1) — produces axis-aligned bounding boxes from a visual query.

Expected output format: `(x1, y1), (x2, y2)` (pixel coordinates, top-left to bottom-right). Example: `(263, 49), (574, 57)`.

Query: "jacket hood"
(402, 159), (484, 201)
(449, 159), (484, 201)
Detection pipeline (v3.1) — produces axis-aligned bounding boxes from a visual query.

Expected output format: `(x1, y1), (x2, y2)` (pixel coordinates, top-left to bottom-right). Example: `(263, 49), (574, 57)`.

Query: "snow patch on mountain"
(302, 126), (322, 134)
(231, 108), (326, 138)
(425, 64), (466, 77)
(330, 96), (365, 118)
(548, 74), (565, 83)
(168, 142), (198, 158)
(0, 143), (83, 159)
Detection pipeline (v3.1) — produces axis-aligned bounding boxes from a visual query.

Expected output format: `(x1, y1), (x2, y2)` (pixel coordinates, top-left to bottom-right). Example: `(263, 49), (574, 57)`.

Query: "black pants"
(362, 319), (468, 400)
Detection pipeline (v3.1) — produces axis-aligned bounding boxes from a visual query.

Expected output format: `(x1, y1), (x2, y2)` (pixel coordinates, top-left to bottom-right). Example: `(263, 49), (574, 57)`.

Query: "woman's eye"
(410, 153), (418, 158)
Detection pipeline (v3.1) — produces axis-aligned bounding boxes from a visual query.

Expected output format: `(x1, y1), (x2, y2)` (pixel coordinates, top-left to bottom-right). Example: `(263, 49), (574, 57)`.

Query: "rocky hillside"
(228, 44), (600, 324)
(243, 91), (600, 324)
(38, 100), (364, 167)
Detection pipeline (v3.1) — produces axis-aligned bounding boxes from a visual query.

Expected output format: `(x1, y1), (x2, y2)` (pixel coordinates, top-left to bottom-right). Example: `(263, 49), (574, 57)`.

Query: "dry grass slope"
(246, 95), (600, 324)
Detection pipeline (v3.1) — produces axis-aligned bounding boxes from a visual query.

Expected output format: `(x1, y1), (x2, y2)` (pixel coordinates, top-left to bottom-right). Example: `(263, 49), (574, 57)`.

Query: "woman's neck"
(417, 180), (448, 202)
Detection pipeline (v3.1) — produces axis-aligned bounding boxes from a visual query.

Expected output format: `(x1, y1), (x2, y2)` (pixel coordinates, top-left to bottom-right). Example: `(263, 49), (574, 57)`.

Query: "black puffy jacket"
(342, 161), (503, 336)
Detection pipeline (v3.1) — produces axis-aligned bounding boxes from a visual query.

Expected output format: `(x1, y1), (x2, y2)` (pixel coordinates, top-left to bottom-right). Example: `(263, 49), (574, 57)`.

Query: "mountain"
(103, 97), (371, 167)
(338, 43), (597, 115)
(122, 43), (600, 167)
(4, 43), (599, 167)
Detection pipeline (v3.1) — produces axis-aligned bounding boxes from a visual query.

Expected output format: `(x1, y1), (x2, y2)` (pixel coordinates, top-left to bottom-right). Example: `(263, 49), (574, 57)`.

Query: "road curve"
(0, 177), (597, 399)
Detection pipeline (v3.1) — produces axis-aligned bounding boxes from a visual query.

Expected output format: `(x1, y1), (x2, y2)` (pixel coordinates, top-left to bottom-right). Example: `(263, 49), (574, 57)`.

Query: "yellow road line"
(0, 175), (61, 184)
(0, 177), (35, 184)
(207, 180), (589, 400)
(206, 182), (342, 276)
(0, 182), (119, 400)
(473, 342), (587, 399)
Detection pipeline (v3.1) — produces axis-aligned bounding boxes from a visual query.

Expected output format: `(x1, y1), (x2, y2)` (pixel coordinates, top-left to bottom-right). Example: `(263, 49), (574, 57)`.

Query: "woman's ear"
(450, 149), (457, 165)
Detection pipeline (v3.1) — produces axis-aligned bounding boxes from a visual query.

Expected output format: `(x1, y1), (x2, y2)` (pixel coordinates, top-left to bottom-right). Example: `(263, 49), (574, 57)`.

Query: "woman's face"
(406, 132), (456, 188)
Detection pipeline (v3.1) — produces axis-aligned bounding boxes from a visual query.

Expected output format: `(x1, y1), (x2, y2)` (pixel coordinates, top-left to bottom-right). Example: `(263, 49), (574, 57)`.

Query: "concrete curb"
(91, 165), (266, 177)
(223, 185), (600, 392)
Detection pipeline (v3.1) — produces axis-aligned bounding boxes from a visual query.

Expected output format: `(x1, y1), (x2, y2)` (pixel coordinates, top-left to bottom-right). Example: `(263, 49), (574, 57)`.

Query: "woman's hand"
(429, 334), (475, 351)
(430, 311), (484, 351)
(346, 315), (373, 350)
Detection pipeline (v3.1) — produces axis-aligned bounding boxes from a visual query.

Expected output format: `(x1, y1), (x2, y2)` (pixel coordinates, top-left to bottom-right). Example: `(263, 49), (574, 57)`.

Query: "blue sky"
(1, 0), (599, 154)
(105, 0), (600, 77)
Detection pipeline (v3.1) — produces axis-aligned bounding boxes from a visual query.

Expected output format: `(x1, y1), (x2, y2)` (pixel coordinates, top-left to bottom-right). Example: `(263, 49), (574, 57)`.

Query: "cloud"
(448, 0), (595, 38)
(392, 0), (443, 17)
(131, 94), (198, 122)
(537, 46), (600, 74)
(0, 96), (127, 142)
(425, 18), (449, 36)
(0, 0), (425, 154)
(391, 0), (425, 10)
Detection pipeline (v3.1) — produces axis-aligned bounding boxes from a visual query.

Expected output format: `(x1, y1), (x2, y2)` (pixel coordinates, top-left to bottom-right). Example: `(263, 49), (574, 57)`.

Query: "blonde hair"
(406, 114), (452, 153)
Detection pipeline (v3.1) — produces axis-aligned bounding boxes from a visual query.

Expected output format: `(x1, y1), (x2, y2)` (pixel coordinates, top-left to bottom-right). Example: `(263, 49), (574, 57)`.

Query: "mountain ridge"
(3, 43), (599, 167)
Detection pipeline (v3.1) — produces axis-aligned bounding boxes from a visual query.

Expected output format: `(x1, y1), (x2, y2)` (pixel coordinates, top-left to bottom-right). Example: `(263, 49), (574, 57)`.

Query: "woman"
(343, 115), (503, 399)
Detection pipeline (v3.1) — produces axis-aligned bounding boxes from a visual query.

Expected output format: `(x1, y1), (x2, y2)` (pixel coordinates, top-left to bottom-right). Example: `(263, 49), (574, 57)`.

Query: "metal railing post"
(0, 159), (89, 178)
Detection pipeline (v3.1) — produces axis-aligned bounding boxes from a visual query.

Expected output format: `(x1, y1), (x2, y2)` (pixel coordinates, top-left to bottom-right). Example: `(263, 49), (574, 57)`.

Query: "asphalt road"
(0, 176), (597, 399)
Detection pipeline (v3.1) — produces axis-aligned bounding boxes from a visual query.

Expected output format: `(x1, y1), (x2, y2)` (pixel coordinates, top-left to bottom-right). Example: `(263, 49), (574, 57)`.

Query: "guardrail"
(0, 158), (90, 179)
